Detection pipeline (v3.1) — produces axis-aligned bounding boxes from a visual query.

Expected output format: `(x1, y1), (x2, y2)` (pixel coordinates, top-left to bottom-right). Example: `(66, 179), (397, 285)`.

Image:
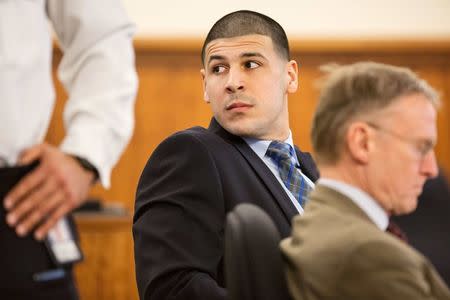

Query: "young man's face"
(201, 34), (298, 141)
(366, 94), (438, 215)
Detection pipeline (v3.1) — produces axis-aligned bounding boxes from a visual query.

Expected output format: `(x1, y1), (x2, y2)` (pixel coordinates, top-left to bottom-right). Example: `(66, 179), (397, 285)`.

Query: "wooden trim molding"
(74, 213), (132, 231)
(52, 37), (450, 55)
(132, 37), (450, 54)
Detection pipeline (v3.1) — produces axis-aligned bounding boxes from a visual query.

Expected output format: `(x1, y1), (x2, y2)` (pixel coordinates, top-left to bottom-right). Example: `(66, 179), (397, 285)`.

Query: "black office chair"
(225, 203), (292, 300)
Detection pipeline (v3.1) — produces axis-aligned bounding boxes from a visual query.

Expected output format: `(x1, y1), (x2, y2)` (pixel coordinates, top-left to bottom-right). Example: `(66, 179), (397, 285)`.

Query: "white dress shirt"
(244, 132), (315, 214)
(318, 178), (389, 230)
(0, 0), (138, 187)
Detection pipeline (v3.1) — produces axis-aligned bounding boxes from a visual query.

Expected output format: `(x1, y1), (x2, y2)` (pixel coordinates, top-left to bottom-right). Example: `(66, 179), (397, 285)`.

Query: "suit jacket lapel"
(208, 118), (299, 222)
(295, 147), (319, 182)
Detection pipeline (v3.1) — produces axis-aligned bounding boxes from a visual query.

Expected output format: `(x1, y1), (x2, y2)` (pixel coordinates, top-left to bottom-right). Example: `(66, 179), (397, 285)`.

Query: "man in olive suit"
(281, 62), (450, 300)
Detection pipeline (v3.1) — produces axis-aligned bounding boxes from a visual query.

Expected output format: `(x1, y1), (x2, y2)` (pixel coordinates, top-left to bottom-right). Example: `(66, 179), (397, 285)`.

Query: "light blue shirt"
(243, 132), (315, 214)
(318, 178), (389, 230)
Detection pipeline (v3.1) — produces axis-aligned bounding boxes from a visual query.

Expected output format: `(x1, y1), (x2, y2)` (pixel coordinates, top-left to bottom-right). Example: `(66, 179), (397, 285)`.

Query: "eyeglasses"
(366, 121), (435, 159)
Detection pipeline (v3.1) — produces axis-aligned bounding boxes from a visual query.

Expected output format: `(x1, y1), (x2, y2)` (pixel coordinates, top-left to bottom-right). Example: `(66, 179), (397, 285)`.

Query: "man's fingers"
(3, 143), (94, 240)
(18, 144), (44, 165)
(34, 204), (70, 241)
(12, 180), (60, 236)
(4, 166), (46, 211)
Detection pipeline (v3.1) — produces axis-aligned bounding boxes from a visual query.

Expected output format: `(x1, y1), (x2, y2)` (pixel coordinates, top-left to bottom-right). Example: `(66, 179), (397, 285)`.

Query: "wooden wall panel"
(289, 50), (450, 164)
(73, 214), (137, 300)
(46, 39), (450, 300)
(48, 39), (450, 211)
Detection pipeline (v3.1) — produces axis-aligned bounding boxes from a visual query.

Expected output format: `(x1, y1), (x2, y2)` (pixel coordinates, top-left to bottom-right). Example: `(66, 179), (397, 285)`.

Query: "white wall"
(124, 0), (450, 39)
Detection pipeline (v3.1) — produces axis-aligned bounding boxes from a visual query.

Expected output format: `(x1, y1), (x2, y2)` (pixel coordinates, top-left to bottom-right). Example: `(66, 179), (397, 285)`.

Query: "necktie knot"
(266, 141), (297, 166)
(386, 220), (408, 243)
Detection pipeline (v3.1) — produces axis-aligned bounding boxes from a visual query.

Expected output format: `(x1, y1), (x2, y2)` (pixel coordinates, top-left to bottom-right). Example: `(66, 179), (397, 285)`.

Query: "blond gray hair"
(311, 61), (440, 165)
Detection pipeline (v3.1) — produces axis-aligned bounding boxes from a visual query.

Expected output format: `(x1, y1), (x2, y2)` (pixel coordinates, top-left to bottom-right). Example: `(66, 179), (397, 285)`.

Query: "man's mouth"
(226, 102), (253, 110)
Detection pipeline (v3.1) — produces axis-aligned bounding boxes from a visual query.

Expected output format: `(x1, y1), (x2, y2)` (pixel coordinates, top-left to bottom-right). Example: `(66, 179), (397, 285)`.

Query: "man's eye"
(212, 65), (226, 74)
(244, 61), (259, 69)
(417, 141), (434, 157)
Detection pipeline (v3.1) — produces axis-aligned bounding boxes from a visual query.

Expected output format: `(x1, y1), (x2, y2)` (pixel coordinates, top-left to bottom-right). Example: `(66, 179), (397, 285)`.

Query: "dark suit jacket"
(281, 185), (450, 300)
(394, 170), (450, 286)
(133, 118), (319, 300)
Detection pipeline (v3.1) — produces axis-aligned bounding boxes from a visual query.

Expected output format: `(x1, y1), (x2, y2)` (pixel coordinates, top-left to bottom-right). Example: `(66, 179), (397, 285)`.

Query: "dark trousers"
(0, 162), (79, 300)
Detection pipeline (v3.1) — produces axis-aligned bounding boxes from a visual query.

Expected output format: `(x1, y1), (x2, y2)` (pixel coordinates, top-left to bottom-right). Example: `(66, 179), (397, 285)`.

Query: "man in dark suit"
(133, 10), (319, 300)
(394, 169), (450, 285)
(281, 62), (450, 300)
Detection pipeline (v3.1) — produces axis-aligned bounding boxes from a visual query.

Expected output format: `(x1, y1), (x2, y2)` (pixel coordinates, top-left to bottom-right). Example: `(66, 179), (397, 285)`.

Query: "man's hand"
(3, 143), (95, 240)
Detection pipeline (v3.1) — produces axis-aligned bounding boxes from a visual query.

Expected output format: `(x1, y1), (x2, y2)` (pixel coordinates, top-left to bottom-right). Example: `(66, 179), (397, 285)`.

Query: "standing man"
(133, 10), (318, 300)
(0, 1), (137, 299)
(281, 62), (450, 300)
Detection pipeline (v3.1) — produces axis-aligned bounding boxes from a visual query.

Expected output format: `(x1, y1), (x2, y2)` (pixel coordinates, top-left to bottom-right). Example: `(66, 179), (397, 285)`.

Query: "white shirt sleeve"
(46, 0), (138, 187)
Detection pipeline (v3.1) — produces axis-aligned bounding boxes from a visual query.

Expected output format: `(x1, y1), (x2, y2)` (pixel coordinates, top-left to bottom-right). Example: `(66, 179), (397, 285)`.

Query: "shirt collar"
(243, 130), (299, 164)
(318, 178), (389, 231)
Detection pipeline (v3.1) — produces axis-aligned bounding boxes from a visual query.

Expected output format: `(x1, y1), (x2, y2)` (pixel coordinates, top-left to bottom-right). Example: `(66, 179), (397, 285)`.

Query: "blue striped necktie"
(266, 141), (312, 207)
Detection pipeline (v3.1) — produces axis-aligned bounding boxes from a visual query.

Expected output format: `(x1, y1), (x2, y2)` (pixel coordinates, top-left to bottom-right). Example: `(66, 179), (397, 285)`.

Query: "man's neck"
(319, 163), (391, 216)
(319, 164), (360, 187)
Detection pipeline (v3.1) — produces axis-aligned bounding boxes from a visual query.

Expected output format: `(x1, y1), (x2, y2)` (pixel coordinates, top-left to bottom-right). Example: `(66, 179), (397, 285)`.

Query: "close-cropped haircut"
(311, 61), (440, 166)
(201, 10), (290, 65)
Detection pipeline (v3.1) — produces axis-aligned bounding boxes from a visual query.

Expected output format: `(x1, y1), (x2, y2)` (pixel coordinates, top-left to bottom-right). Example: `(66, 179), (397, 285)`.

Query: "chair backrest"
(225, 203), (292, 300)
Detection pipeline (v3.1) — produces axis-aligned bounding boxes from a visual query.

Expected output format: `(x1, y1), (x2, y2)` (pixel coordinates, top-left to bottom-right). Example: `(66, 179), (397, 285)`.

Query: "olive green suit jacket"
(280, 185), (450, 300)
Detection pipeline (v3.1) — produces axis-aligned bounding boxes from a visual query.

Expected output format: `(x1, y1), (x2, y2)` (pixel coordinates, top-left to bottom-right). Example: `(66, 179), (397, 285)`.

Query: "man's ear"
(346, 122), (371, 164)
(286, 60), (299, 93)
(200, 69), (210, 103)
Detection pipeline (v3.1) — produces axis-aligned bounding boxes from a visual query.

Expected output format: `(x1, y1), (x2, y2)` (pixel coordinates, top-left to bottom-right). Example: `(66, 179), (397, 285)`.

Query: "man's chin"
(396, 198), (419, 216)
(226, 126), (256, 138)
(219, 119), (258, 138)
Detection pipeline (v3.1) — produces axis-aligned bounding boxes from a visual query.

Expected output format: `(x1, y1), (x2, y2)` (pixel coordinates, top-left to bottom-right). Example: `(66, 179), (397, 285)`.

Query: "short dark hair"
(201, 10), (290, 65)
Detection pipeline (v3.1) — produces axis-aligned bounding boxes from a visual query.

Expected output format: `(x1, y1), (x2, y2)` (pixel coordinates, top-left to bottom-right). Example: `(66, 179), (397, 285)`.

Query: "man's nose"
(225, 68), (245, 93)
(421, 150), (439, 179)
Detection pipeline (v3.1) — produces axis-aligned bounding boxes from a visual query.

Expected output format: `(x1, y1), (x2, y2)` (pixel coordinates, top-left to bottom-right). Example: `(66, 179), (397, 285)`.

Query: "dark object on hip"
(0, 161), (78, 299)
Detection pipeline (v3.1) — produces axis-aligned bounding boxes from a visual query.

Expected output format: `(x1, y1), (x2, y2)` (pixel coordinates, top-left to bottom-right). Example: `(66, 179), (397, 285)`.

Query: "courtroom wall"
(123, 0), (450, 38)
(48, 39), (450, 213)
